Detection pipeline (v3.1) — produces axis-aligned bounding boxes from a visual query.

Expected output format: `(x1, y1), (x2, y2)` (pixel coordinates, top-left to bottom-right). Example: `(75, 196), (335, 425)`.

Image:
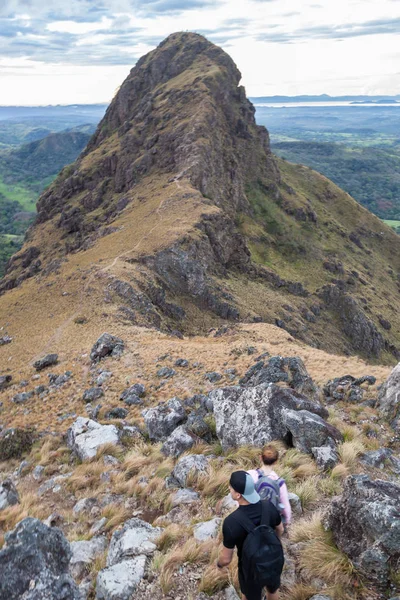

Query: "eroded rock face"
(67, 417), (119, 460)
(0, 517), (80, 599)
(161, 425), (194, 457)
(90, 333), (124, 362)
(211, 384), (341, 452)
(142, 397), (186, 441)
(327, 475), (400, 587)
(172, 454), (211, 487)
(376, 362), (400, 429)
(96, 557), (146, 600)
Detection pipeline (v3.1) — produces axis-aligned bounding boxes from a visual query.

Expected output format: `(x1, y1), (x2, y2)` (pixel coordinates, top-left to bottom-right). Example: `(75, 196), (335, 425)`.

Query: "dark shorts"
(238, 567), (280, 599)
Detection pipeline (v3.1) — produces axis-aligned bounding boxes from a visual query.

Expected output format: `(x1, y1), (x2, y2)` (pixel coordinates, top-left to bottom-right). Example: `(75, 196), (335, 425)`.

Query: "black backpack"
(234, 500), (284, 590)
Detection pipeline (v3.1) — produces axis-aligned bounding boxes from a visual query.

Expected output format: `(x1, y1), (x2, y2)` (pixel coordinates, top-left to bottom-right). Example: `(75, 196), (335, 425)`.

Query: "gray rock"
(0, 480), (20, 510)
(0, 517), (80, 599)
(161, 425), (194, 457)
(97, 371), (113, 386)
(170, 488), (200, 507)
(11, 391), (34, 404)
(172, 454), (211, 487)
(49, 372), (72, 387)
(309, 596), (333, 600)
(193, 518), (222, 541)
(211, 384), (341, 452)
(376, 362), (400, 428)
(33, 353), (59, 371)
(105, 407), (128, 420)
(43, 513), (64, 528)
(85, 403), (102, 420)
(288, 492), (302, 516)
(96, 557), (146, 600)
(107, 518), (161, 566)
(67, 417), (119, 461)
(70, 537), (108, 580)
(82, 387), (104, 402)
(240, 355), (320, 401)
(360, 448), (393, 469)
(120, 384), (145, 405)
(103, 455), (120, 466)
(323, 374), (373, 404)
(32, 465), (45, 481)
(142, 397), (185, 441)
(156, 366), (176, 378)
(37, 474), (71, 497)
(327, 474), (400, 588)
(312, 445), (339, 471)
(120, 425), (143, 442)
(90, 333), (124, 362)
(90, 518), (107, 536)
(0, 334), (12, 346)
(0, 374), (12, 390)
(205, 371), (222, 383)
(186, 413), (213, 441)
(219, 492), (238, 513)
(224, 586), (240, 600)
(175, 358), (189, 367)
(15, 459), (29, 477)
(78, 578), (93, 600)
(0, 427), (35, 460)
(73, 498), (98, 514)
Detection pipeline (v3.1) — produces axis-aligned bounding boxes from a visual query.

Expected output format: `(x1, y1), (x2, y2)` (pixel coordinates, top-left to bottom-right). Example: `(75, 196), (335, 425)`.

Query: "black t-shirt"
(222, 500), (281, 563)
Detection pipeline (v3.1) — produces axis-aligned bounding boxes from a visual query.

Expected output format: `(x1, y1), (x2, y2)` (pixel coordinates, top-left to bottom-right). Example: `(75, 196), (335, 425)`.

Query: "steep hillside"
(1, 32), (400, 366)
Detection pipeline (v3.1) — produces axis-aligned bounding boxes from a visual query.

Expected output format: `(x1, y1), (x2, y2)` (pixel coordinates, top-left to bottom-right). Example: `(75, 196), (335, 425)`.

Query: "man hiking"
(216, 470), (284, 600)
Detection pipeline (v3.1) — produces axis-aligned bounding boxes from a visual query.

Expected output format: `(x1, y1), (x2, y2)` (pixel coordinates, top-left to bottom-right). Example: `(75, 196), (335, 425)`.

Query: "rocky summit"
(1, 32), (400, 364)
(0, 31), (400, 600)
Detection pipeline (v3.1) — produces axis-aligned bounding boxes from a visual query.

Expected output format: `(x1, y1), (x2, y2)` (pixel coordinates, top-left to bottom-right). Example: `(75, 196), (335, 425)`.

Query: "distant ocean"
(253, 102), (400, 108)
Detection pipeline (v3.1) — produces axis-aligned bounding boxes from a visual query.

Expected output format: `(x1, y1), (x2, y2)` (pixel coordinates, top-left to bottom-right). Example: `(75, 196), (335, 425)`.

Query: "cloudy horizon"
(0, 0), (399, 105)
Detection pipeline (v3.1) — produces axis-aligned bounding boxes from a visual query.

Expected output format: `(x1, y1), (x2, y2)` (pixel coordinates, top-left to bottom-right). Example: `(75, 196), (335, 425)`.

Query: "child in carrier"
(248, 445), (291, 526)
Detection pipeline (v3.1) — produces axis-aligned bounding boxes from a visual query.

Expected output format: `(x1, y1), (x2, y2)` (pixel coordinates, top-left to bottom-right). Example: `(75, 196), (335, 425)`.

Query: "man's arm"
(275, 522), (284, 540)
(217, 545), (234, 568)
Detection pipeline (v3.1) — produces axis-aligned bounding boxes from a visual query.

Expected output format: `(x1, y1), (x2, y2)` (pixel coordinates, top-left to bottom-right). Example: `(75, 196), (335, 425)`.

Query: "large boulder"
(327, 475), (400, 588)
(96, 557), (146, 600)
(106, 518), (161, 566)
(323, 374), (375, 404)
(161, 425), (194, 457)
(172, 454), (211, 487)
(0, 517), (80, 599)
(70, 537), (108, 580)
(67, 417), (119, 460)
(0, 480), (20, 510)
(90, 333), (124, 362)
(33, 353), (59, 371)
(376, 362), (400, 429)
(211, 384), (341, 452)
(142, 397), (186, 441)
(240, 356), (320, 401)
(0, 427), (35, 460)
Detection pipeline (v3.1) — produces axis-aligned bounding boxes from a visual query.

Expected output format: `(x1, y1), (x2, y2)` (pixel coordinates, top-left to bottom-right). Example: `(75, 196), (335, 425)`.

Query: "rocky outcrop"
(240, 355), (320, 401)
(0, 517), (80, 599)
(142, 397), (186, 441)
(106, 518), (161, 566)
(376, 362), (400, 429)
(211, 384), (342, 452)
(67, 417), (120, 460)
(327, 475), (400, 588)
(161, 425), (195, 457)
(172, 454), (211, 487)
(90, 333), (125, 362)
(70, 537), (108, 580)
(323, 374), (376, 404)
(96, 557), (146, 600)
(0, 480), (20, 510)
(33, 353), (58, 371)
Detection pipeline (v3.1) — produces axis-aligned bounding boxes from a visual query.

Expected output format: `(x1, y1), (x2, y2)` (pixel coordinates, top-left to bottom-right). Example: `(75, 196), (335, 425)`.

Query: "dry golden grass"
(290, 512), (325, 543)
(101, 504), (131, 533)
(281, 584), (318, 600)
(291, 477), (319, 510)
(337, 440), (365, 472)
(300, 534), (355, 587)
(156, 524), (187, 551)
(0, 490), (48, 531)
(67, 461), (106, 493)
(331, 463), (350, 480)
(197, 463), (231, 502)
(159, 539), (214, 593)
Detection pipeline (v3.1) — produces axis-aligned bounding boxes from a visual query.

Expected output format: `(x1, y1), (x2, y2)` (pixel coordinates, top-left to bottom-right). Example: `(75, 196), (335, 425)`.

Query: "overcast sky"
(0, 0), (399, 105)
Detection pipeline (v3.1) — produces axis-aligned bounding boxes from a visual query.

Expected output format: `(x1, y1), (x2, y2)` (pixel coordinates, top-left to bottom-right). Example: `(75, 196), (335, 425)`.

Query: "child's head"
(261, 445), (279, 465)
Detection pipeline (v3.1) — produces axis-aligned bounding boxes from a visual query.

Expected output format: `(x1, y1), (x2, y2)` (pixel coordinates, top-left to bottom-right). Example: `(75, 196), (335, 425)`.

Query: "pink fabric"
(248, 468), (292, 524)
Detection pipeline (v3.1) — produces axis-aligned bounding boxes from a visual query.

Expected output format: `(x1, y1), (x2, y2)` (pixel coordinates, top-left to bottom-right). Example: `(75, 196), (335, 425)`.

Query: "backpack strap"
(260, 500), (272, 526)
(256, 468), (263, 479)
(231, 509), (257, 534)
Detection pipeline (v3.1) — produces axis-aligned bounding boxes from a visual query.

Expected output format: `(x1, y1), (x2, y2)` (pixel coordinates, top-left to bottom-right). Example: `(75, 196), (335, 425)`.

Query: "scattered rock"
(193, 518), (222, 541)
(90, 517), (108, 536)
(0, 427), (35, 460)
(83, 387), (104, 402)
(120, 384), (146, 408)
(67, 417), (119, 461)
(33, 353), (59, 371)
(0, 334), (12, 346)
(32, 465), (45, 481)
(97, 371), (113, 386)
(37, 473), (71, 497)
(44, 513), (64, 528)
(360, 448), (393, 469)
(70, 536), (108, 580)
(0, 517), (80, 599)
(107, 518), (161, 566)
(0, 480), (20, 510)
(175, 358), (189, 367)
(73, 497), (98, 514)
(170, 488), (200, 507)
(0, 375), (12, 391)
(142, 397), (186, 441)
(90, 333), (124, 362)
(11, 391), (34, 404)
(205, 371), (222, 383)
(96, 557), (146, 600)
(376, 362), (400, 429)
(49, 371), (72, 387)
(120, 425), (143, 443)
(161, 425), (194, 457)
(288, 492), (302, 516)
(103, 454), (120, 466)
(328, 474), (400, 588)
(156, 366), (176, 379)
(225, 586), (241, 600)
(240, 356), (320, 401)
(105, 407), (128, 420)
(323, 374), (375, 404)
(211, 384), (341, 452)
(186, 413), (214, 442)
(172, 454), (211, 487)
(312, 445), (339, 471)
